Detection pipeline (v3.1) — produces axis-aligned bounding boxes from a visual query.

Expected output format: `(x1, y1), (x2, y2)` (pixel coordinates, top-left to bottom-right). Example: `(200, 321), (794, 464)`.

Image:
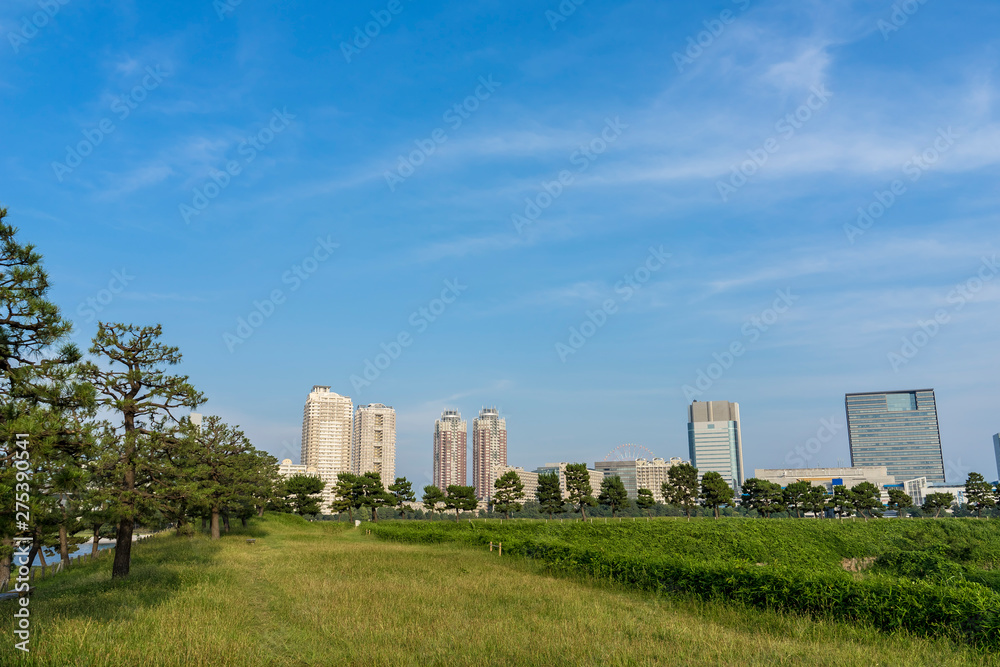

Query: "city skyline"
(286, 382), (994, 492)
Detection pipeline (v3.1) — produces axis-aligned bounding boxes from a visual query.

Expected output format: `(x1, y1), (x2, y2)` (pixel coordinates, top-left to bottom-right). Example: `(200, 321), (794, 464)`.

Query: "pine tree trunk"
(241, 516), (247, 528)
(59, 523), (70, 567)
(202, 516), (208, 532)
(112, 517), (134, 579)
(59, 497), (71, 567)
(91, 525), (102, 556)
(257, 505), (265, 518)
(113, 417), (137, 580)
(0, 536), (12, 590)
(211, 509), (221, 540)
(223, 514), (230, 533)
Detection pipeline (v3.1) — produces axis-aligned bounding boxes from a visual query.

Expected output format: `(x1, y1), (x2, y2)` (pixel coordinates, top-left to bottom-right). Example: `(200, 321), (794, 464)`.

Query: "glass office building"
(845, 389), (945, 484)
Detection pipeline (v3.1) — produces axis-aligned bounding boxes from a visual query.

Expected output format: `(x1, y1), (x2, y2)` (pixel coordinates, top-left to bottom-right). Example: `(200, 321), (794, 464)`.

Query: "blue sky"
(2, 0), (999, 489)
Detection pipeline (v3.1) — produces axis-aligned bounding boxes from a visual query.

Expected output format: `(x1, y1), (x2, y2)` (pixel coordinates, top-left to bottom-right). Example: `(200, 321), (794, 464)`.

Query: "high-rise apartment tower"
(352, 403), (396, 488)
(472, 407), (507, 501)
(433, 410), (467, 491)
(301, 386), (353, 512)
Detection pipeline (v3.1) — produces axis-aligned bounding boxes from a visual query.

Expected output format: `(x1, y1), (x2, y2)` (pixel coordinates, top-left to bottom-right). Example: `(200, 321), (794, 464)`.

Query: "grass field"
(2, 514), (998, 666)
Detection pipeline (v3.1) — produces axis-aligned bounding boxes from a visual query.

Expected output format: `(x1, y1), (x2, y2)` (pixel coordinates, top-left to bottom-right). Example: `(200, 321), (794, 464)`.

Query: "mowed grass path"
(2, 515), (998, 666)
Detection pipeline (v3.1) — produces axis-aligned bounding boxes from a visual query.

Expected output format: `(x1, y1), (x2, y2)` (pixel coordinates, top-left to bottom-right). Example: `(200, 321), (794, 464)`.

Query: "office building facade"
(845, 389), (945, 484)
(994, 434), (1000, 482)
(301, 386), (353, 513)
(352, 403), (396, 488)
(472, 408), (507, 500)
(688, 400), (744, 495)
(433, 410), (467, 491)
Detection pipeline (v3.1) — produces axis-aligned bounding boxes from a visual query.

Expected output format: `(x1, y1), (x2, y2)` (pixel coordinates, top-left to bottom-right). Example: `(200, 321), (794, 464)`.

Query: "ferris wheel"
(603, 443), (656, 461)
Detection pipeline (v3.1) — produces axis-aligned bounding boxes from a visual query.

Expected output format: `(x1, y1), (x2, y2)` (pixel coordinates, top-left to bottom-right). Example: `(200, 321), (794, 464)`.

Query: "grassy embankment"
(371, 517), (1000, 650)
(0, 514), (997, 666)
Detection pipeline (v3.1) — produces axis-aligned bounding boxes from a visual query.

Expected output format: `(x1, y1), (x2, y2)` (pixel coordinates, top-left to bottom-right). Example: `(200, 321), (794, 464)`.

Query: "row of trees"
(396, 462), (988, 523)
(0, 208), (281, 586)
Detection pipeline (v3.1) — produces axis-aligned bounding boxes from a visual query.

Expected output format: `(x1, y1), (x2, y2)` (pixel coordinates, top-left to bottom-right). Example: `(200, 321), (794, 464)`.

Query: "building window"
(885, 392), (917, 412)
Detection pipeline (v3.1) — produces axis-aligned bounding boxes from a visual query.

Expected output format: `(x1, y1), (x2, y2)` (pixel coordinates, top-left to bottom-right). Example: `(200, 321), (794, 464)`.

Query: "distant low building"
(753, 466), (896, 503)
(901, 477), (966, 508)
(496, 465), (539, 501)
(277, 458), (318, 479)
(534, 463), (604, 498)
(594, 457), (686, 501)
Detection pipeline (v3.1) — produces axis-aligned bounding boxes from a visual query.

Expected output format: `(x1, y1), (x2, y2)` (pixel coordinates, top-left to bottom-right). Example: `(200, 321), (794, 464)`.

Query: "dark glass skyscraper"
(845, 389), (945, 483)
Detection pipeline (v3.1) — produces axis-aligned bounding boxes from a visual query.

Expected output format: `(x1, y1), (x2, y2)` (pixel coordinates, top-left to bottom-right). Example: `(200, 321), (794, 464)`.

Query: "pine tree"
(598, 476), (629, 517)
(330, 472), (363, 521)
(82, 323), (203, 579)
(886, 488), (913, 518)
(358, 472), (393, 522)
(284, 474), (325, 516)
(388, 477), (415, 517)
(741, 478), (785, 518)
(422, 485), (446, 517)
(662, 463), (699, 520)
(782, 480), (811, 518)
(965, 472), (994, 518)
(535, 471), (564, 520)
(445, 485), (478, 521)
(564, 463), (596, 521)
(635, 488), (656, 517)
(0, 206), (93, 587)
(850, 482), (884, 521)
(493, 470), (526, 519)
(699, 471), (732, 519)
